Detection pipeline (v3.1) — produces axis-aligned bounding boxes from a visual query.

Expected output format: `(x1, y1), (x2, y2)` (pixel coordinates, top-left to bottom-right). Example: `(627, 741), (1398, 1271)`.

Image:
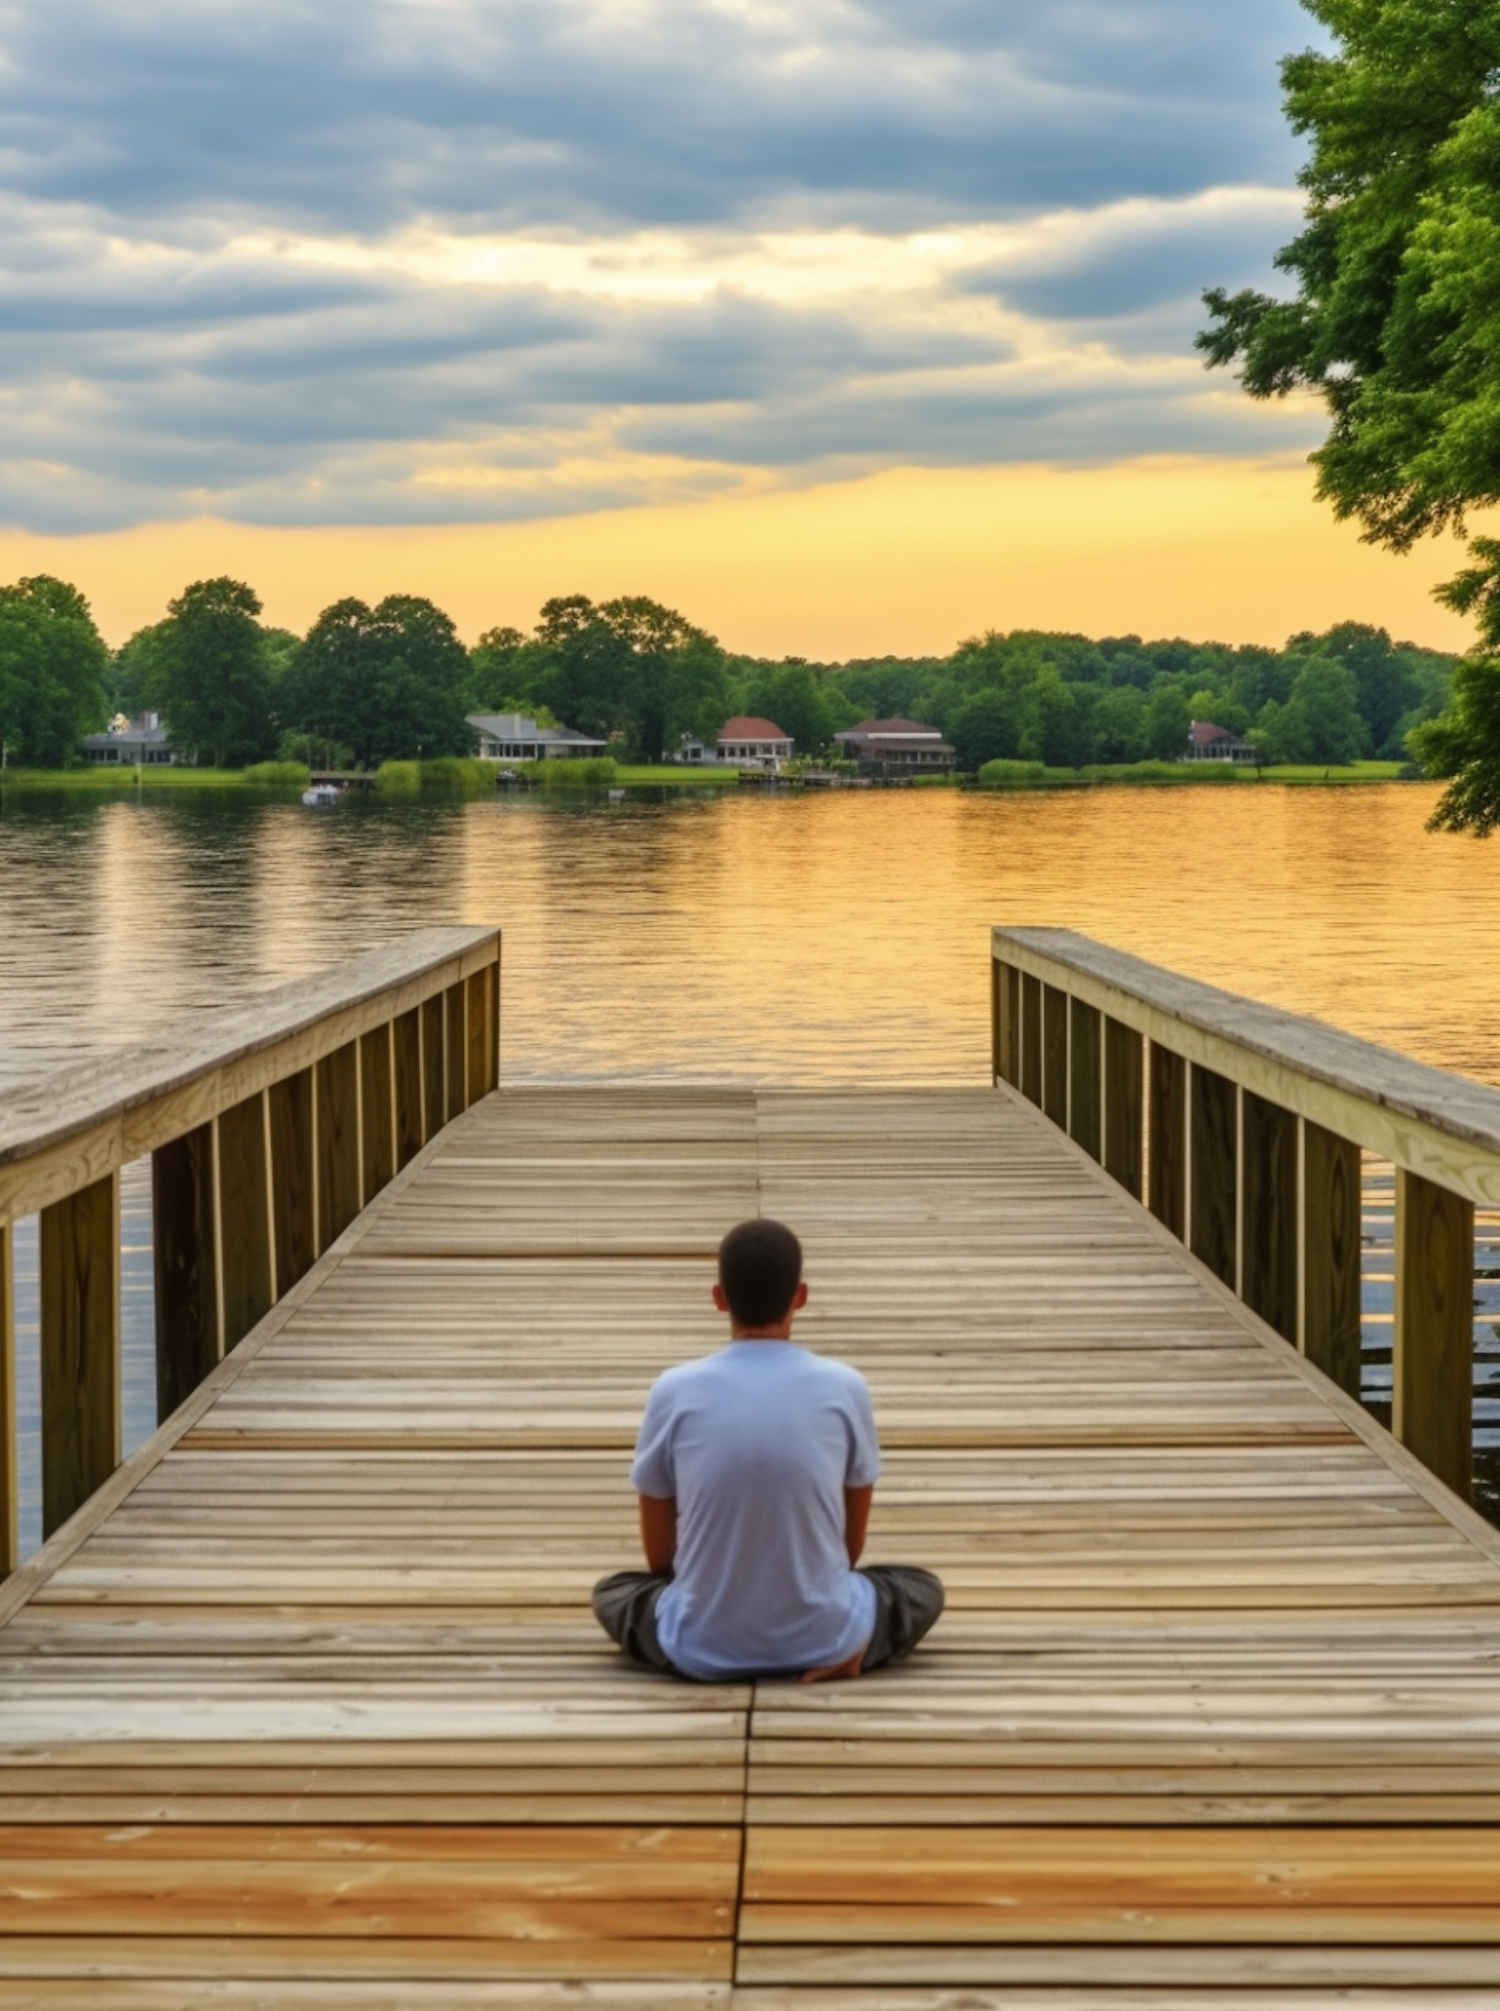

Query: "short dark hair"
(718, 1218), (803, 1327)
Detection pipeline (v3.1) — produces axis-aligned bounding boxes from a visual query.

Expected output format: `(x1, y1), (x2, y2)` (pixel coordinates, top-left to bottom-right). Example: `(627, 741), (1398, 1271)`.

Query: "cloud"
(0, 0), (1325, 533)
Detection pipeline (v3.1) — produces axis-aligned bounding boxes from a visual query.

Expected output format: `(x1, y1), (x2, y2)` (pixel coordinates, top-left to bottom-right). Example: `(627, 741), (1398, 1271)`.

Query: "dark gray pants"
(591, 1564), (944, 1677)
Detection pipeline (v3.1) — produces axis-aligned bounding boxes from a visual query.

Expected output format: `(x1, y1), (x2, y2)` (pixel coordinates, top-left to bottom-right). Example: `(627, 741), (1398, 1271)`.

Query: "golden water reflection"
(1, 782), (1497, 1088)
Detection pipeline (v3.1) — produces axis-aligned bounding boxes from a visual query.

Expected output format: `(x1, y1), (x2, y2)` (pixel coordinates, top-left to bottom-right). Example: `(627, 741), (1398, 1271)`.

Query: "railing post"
(1019, 975), (1042, 1106)
(445, 981), (466, 1121)
(465, 968), (495, 1104)
(1301, 1119), (1362, 1395)
(421, 993), (446, 1142)
(269, 1068), (317, 1294)
(362, 1023), (397, 1197)
(1241, 1092), (1298, 1342)
(394, 1008), (423, 1168)
(991, 955), (1005, 1085)
(1189, 1064), (1238, 1289)
(218, 1093), (274, 1351)
(153, 1123), (221, 1417)
(1102, 1018), (1143, 1198)
(40, 1172), (120, 1537)
(1394, 1168), (1475, 1502)
(1042, 983), (1069, 1127)
(1148, 1043), (1186, 1238)
(1068, 997), (1101, 1161)
(316, 1039), (362, 1249)
(0, 1223), (16, 1574)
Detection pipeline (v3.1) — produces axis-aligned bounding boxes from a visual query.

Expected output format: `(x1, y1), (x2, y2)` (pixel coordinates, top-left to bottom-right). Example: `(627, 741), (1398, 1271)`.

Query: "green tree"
(0, 575), (110, 768)
(1250, 697), (1311, 766)
(1286, 656), (1370, 762)
(466, 625), (528, 712)
(282, 595), (471, 766)
(1198, 1), (1500, 825)
(741, 660), (843, 754)
(1089, 684), (1148, 763)
(1144, 683), (1191, 760)
(598, 595), (729, 760)
(1411, 656), (1500, 833)
(949, 688), (1018, 770)
(154, 577), (273, 766)
(110, 620), (173, 719)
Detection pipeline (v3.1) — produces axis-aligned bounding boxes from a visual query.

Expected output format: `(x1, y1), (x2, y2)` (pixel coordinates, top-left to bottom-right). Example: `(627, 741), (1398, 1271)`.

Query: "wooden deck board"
(4, 1081), (1500, 2002)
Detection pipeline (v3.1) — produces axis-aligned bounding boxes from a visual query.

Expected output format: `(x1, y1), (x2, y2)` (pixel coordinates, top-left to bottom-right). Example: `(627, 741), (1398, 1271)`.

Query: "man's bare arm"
(639, 1493), (678, 1574)
(844, 1483), (873, 1566)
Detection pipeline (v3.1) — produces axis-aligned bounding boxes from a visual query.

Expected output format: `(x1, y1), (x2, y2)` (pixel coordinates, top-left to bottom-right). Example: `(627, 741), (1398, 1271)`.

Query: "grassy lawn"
(0, 766), (269, 789)
(1254, 761), (1408, 784)
(609, 764), (741, 786)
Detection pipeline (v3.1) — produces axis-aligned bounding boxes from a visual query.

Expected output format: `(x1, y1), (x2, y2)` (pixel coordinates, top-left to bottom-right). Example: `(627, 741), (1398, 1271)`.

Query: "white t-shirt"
(629, 1339), (880, 1680)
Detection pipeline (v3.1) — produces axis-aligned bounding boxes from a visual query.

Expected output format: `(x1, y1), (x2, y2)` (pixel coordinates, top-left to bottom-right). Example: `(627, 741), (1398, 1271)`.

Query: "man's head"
(714, 1218), (806, 1334)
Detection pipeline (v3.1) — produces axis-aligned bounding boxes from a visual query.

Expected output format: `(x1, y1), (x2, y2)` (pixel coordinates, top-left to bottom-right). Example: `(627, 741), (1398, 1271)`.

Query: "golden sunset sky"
(0, 1), (1473, 657)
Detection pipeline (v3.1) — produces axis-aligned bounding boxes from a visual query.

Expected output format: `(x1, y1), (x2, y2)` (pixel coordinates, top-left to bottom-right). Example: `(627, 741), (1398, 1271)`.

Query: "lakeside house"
(78, 713), (182, 766)
(680, 716), (794, 772)
(1185, 719), (1257, 764)
(833, 717), (956, 776)
(468, 713), (609, 761)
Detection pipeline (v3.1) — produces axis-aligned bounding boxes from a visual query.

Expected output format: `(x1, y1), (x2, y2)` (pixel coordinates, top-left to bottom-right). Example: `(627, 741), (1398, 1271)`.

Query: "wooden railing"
(0, 927), (500, 1572)
(992, 927), (1499, 1503)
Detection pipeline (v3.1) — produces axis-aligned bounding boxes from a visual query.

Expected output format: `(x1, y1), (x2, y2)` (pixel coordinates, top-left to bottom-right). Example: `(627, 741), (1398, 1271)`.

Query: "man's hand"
(798, 1647), (864, 1683)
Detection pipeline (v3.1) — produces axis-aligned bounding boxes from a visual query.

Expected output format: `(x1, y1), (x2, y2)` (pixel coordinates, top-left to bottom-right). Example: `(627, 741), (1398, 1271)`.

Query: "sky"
(0, 0), (1474, 653)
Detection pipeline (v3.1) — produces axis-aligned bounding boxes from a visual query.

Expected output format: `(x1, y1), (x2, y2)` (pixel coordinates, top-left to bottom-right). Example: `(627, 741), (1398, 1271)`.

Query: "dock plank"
(3, 1081), (1500, 1999)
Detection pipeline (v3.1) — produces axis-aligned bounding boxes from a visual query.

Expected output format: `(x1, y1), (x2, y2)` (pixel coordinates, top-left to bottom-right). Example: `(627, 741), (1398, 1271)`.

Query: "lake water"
(3, 779), (1499, 1548)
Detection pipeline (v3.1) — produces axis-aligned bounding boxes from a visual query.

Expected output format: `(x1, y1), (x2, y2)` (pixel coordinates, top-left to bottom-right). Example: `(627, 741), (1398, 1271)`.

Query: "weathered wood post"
(153, 1122), (220, 1416)
(445, 981), (467, 1121)
(1148, 1043), (1186, 1239)
(361, 1024), (396, 1200)
(40, 1173), (120, 1536)
(394, 1008), (423, 1167)
(1241, 1092), (1298, 1343)
(269, 1068), (317, 1293)
(1067, 997), (1102, 1162)
(316, 1040), (362, 1249)
(421, 994), (445, 1142)
(1020, 975), (1042, 1106)
(218, 1093), (275, 1351)
(1102, 1018), (1143, 1198)
(1042, 983), (1069, 1128)
(1189, 1065), (1238, 1289)
(1394, 1169), (1476, 1502)
(1301, 1119), (1362, 1394)
(0, 1224), (16, 1573)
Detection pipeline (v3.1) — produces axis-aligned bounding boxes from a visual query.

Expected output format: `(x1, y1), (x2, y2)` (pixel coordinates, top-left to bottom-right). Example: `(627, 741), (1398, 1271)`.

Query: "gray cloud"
(0, 0), (1322, 531)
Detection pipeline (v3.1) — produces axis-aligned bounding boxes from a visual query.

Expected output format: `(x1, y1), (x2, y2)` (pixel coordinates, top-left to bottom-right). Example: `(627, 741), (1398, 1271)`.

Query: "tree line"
(0, 569), (1470, 781)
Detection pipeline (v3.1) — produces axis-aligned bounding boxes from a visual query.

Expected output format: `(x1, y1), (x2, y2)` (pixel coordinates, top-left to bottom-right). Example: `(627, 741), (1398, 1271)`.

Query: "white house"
(467, 713), (609, 761)
(681, 716), (793, 771)
(78, 713), (181, 766)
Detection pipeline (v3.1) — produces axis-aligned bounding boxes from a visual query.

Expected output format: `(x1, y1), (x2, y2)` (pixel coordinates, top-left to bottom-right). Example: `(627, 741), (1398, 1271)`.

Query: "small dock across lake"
(3, 930), (1500, 2004)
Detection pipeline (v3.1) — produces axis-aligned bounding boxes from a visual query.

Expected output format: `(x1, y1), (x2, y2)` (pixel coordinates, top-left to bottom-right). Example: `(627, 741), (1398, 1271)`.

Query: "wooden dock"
(5, 1077), (1500, 2005)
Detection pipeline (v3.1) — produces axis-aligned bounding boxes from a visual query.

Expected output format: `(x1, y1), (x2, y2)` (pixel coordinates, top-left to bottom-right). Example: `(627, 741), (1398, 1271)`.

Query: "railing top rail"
(994, 925), (1500, 1186)
(0, 926), (499, 1175)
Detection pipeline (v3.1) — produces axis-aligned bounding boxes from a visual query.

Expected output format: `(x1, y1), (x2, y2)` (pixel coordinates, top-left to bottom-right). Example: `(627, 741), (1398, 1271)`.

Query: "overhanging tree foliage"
(1198, 0), (1500, 828)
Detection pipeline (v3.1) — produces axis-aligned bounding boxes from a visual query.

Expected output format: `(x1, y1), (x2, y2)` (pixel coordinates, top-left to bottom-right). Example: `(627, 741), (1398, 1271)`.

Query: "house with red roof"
(681, 716), (793, 771)
(1185, 719), (1256, 764)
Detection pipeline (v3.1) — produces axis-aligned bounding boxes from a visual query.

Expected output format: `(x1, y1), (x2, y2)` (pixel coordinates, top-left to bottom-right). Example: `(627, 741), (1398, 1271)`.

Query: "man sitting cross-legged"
(593, 1217), (944, 1682)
